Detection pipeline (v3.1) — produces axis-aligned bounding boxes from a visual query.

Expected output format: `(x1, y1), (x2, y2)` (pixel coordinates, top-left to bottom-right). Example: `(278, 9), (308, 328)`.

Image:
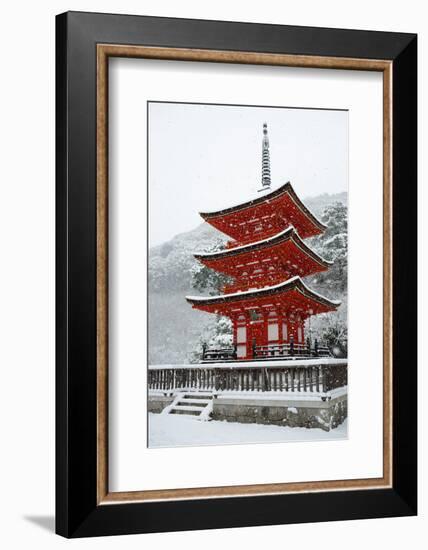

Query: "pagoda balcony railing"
(202, 346), (237, 361)
(148, 362), (347, 394)
(254, 341), (331, 359)
(201, 339), (333, 362)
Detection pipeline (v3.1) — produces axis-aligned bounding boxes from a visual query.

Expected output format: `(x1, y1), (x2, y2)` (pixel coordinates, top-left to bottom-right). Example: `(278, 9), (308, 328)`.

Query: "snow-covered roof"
(194, 224), (333, 267)
(186, 275), (341, 308)
(196, 225), (294, 256)
(199, 181), (326, 231)
(200, 182), (284, 216)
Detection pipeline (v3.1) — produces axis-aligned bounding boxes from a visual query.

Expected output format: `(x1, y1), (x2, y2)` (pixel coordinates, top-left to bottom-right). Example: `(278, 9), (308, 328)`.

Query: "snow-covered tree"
(306, 201), (348, 353)
(188, 315), (233, 363)
(308, 202), (348, 294)
(191, 240), (234, 295)
(209, 316), (233, 347)
(188, 240), (235, 360)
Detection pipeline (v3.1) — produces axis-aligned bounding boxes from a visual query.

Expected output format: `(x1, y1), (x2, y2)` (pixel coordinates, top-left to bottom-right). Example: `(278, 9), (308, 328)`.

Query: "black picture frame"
(56, 11), (417, 538)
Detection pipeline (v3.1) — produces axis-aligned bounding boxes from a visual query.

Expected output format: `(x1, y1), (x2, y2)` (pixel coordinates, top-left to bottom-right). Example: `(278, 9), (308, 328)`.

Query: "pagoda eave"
(199, 181), (327, 241)
(186, 276), (340, 317)
(194, 225), (332, 279)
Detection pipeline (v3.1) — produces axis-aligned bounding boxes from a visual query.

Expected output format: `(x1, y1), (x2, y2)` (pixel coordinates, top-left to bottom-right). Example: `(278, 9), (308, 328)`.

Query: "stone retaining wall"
(148, 394), (174, 414)
(212, 393), (347, 431)
(148, 390), (347, 431)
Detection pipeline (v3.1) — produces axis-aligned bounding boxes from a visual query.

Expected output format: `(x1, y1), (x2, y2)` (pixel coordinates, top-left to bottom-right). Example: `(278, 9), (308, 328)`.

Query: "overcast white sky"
(149, 102), (348, 247)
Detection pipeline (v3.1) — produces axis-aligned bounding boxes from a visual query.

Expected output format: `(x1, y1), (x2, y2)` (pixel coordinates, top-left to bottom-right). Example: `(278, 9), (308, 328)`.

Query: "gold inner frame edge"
(96, 44), (393, 504)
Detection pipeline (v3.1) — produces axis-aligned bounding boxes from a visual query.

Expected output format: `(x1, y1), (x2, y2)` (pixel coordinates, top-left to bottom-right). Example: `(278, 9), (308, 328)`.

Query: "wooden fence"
(148, 363), (347, 394)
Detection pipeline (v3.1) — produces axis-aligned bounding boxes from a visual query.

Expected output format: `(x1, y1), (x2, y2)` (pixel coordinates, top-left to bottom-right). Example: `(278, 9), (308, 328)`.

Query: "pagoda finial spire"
(260, 122), (271, 191)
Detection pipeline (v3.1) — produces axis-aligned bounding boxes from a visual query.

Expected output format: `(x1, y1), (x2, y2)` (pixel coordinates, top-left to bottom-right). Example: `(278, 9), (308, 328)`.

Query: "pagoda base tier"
(187, 276), (340, 361)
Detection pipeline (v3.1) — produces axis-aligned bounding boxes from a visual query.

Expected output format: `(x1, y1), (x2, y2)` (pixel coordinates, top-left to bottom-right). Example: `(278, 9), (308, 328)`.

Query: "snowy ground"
(148, 413), (347, 448)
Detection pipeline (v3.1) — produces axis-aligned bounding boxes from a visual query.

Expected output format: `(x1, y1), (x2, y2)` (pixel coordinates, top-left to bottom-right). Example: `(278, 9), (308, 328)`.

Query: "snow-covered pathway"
(148, 413), (347, 448)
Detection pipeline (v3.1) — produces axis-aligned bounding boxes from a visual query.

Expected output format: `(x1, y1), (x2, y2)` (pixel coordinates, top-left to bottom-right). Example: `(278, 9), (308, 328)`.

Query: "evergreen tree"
(308, 202), (348, 294)
(188, 316), (233, 363)
(189, 240), (234, 360)
(306, 201), (348, 353)
(190, 240), (234, 295)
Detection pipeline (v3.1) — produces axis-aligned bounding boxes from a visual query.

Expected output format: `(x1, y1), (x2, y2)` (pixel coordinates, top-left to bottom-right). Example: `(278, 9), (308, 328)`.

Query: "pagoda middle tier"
(194, 225), (332, 294)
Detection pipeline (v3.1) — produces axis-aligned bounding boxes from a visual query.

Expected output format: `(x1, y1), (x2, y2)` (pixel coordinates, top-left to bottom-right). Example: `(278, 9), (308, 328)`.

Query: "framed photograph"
(56, 11), (417, 537)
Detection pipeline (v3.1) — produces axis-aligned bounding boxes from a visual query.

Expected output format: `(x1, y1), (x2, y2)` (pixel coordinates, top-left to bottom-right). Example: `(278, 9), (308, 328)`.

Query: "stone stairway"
(165, 391), (214, 420)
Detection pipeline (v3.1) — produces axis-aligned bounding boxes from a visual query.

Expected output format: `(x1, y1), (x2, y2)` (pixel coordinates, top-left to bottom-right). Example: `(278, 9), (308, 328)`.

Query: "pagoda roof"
(199, 181), (326, 240)
(186, 276), (340, 315)
(194, 225), (332, 269)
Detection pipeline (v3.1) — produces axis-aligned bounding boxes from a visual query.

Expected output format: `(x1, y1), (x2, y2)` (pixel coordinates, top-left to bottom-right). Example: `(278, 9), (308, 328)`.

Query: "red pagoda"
(186, 123), (340, 361)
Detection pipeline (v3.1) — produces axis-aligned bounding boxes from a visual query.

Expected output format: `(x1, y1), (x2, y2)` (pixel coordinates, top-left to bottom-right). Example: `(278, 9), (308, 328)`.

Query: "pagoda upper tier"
(194, 225), (332, 293)
(199, 181), (326, 246)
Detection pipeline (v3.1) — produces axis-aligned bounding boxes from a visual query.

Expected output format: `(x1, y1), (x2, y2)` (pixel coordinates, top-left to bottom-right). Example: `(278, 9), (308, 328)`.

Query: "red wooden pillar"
(281, 310), (289, 344)
(235, 312), (248, 359)
(278, 311), (284, 345)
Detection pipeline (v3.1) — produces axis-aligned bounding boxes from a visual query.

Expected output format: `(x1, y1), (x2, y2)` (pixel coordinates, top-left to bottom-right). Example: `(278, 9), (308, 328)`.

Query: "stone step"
(170, 407), (201, 416)
(177, 399), (211, 407)
(182, 393), (213, 400)
(172, 405), (205, 412)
